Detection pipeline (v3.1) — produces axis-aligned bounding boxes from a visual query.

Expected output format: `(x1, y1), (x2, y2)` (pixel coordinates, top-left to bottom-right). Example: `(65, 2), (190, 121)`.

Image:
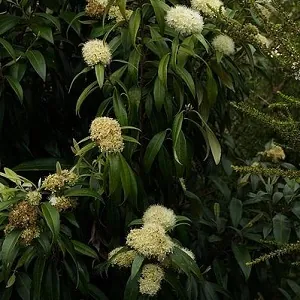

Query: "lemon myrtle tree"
(0, 0), (275, 299)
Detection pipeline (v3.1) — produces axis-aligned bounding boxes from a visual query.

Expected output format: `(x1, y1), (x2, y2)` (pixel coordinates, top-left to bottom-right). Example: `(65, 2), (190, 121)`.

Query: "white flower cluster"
(165, 5), (204, 36)
(212, 34), (235, 55)
(82, 39), (112, 67)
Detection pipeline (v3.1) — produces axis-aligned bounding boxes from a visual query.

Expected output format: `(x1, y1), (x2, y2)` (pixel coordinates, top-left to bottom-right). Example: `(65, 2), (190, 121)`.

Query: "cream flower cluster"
(26, 190), (42, 206)
(108, 6), (133, 23)
(42, 169), (78, 192)
(256, 33), (271, 48)
(90, 117), (124, 153)
(191, 0), (224, 16)
(142, 204), (176, 230)
(108, 247), (137, 268)
(49, 195), (76, 211)
(126, 223), (174, 261)
(212, 34), (235, 55)
(85, 0), (108, 18)
(82, 39), (112, 67)
(139, 264), (164, 296)
(165, 5), (204, 36)
(264, 145), (285, 162)
(108, 205), (196, 296)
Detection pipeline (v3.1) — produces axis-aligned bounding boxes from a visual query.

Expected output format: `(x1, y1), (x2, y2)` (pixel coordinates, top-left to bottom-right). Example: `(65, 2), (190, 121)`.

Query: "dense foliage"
(1, 0), (300, 299)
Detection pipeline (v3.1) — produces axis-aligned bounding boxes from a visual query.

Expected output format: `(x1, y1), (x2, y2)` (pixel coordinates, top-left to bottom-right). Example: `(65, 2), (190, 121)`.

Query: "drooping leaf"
(144, 130), (167, 172)
(128, 9), (141, 46)
(172, 112), (184, 164)
(16, 272), (31, 300)
(76, 81), (98, 115)
(95, 63), (105, 88)
(130, 255), (144, 279)
(153, 76), (166, 111)
(158, 53), (170, 86)
(32, 256), (46, 300)
(30, 24), (54, 43)
(26, 50), (46, 81)
(113, 89), (128, 126)
(0, 37), (16, 60)
(232, 242), (252, 281)
(175, 66), (195, 98)
(2, 231), (22, 279)
(64, 188), (100, 198)
(229, 198), (243, 228)
(118, 153), (137, 202)
(5, 75), (23, 103)
(273, 213), (291, 244)
(41, 203), (60, 242)
(72, 240), (98, 259)
(0, 15), (20, 35)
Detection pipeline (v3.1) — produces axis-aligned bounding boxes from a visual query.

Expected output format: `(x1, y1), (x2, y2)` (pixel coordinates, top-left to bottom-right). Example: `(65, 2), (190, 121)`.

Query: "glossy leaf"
(5, 75), (23, 103)
(229, 198), (243, 227)
(32, 257), (46, 300)
(273, 213), (291, 244)
(72, 240), (98, 259)
(76, 81), (98, 115)
(26, 50), (46, 81)
(144, 130), (167, 172)
(41, 203), (60, 242)
(0, 37), (16, 59)
(232, 242), (252, 281)
(95, 64), (105, 88)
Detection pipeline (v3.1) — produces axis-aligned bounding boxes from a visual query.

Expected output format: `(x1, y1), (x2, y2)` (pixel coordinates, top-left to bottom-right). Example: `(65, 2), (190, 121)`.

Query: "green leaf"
(35, 13), (61, 31)
(14, 158), (70, 171)
(32, 257), (46, 300)
(153, 76), (166, 111)
(232, 242), (252, 281)
(87, 284), (109, 300)
(2, 231), (22, 280)
(0, 199), (19, 211)
(118, 153), (137, 202)
(26, 50), (46, 81)
(41, 203), (60, 242)
(0, 15), (20, 35)
(44, 263), (60, 300)
(0, 37), (15, 60)
(72, 240), (98, 259)
(229, 198), (243, 228)
(30, 24), (54, 44)
(5, 75), (23, 103)
(16, 273), (31, 300)
(175, 66), (195, 98)
(130, 255), (144, 279)
(95, 64), (105, 88)
(6, 273), (16, 288)
(108, 154), (121, 195)
(158, 53), (170, 86)
(123, 272), (140, 300)
(113, 89), (128, 126)
(206, 128), (221, 165)
(194, 33), (209, 52)
(206, 67), (218, 107)
(170, 246), (202, 280)
(150, 0), (167, 34)
(69, 67), (91, 92)
(164, 273), (186, 300)
(144, 130), (167, 172)
(128, 8), (141, 46)
(76, 81), (98, 115)
(273, 213), (291, 244)
(172, 112), (184, 164)
(64, 188), (100, 198)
